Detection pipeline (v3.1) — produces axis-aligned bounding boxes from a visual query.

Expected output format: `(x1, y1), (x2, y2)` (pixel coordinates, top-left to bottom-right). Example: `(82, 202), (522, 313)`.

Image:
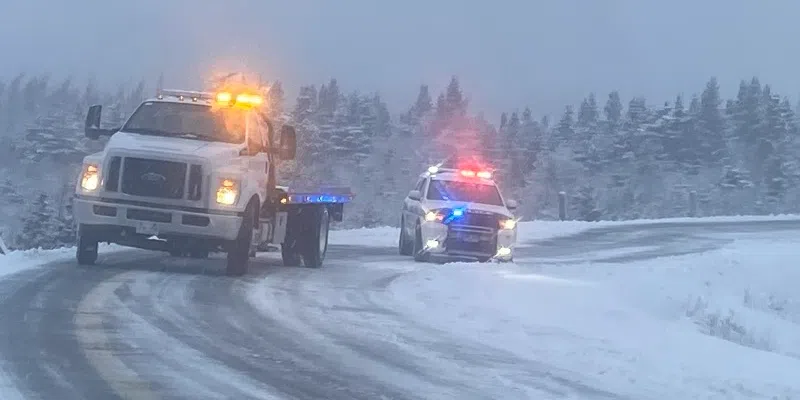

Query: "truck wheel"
(226, 203), (256, 276)
(281, 243), (302, 266)
(398, 217), (413, 256)
(301, 205), (329, 268)
(76, 235), (99, 265)
(412, 224), (429, 263)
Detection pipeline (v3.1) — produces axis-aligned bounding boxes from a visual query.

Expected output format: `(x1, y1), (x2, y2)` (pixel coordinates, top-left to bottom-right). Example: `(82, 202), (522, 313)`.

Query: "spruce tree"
(15, 193), (59, 250)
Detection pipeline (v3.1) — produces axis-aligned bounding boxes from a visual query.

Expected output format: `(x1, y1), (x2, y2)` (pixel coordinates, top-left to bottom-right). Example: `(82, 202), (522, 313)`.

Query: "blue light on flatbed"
(286, 193), (354, 204)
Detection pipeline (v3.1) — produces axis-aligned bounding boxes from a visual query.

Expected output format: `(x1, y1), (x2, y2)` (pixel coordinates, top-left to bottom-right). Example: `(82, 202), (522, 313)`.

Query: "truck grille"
(105, 156), (122, 192)
(120, 157), (187, 200)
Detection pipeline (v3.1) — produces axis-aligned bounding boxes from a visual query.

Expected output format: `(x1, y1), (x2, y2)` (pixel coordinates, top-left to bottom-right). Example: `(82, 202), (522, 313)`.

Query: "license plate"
(460, 233), (481, 242)
(135, 222), (159, 236)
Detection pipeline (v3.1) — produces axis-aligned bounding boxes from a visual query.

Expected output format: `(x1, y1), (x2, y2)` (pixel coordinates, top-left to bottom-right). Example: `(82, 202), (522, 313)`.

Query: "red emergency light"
(459, 169), (492, 179)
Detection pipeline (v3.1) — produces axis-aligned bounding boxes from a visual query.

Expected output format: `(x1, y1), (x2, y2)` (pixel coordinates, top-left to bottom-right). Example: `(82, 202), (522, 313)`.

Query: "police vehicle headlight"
(80, 164), (100, 191)
(424, 210), (445, 222)
(499, 219), (517, 230)
(216, 179), (240, 205)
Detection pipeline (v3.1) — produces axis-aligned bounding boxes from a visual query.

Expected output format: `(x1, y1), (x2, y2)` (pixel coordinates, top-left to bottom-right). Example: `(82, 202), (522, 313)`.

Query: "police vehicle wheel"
(76, 235), (98, 265)
(301, 205), (329, 268)
(226, 203), (256, 276)
(412, 225), (429, 263)
(398, 217), (413, 256)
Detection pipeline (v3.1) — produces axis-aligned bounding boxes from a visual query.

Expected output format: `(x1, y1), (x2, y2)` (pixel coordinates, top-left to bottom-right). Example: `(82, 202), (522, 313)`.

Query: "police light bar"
(426, 165), (493, 179)
(459, 169), (492, 179)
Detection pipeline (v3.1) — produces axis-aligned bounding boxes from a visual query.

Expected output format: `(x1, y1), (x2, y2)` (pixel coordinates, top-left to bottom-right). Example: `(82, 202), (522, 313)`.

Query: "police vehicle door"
(403, 177), (427, 235)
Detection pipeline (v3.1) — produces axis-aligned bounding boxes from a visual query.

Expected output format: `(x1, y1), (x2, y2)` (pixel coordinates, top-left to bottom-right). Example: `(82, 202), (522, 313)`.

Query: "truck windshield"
(122, 101), (245, 143)
(426, 179), (505, 206)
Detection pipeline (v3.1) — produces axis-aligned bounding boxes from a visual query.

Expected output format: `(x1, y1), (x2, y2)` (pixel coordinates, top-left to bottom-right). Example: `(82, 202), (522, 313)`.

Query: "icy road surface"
(0, 216), (800, 399)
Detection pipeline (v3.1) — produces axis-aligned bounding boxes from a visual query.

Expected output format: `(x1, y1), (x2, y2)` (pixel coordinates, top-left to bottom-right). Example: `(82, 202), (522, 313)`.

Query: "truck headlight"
(216, 179), (239, 205)
(80, 164), (100, 191)
(499, 219), (517, 230)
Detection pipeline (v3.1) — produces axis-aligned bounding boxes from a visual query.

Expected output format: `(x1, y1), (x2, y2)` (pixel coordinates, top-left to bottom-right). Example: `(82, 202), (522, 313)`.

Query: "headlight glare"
(80, 164), (100, 191)
(216, 179), (239, 205)
(500, 219), (517, 230)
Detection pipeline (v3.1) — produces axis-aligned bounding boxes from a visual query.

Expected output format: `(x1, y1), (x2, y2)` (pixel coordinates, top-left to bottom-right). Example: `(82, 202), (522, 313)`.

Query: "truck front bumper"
(420, 221), (516, 261)
(73, 196), (243, 242)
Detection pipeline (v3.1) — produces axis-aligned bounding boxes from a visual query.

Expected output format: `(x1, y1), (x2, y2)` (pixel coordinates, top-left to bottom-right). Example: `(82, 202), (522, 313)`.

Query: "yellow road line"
(74, 272), (160, 400)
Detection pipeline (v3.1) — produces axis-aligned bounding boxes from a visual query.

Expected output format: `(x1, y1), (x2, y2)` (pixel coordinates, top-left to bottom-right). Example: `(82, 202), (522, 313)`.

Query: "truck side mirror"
(85, 105), (103, 139)
(84, 104), (119, 139)
(506, 199), (518, 211)
(407, 190), (421, 201)
(279, 125), (297, 160)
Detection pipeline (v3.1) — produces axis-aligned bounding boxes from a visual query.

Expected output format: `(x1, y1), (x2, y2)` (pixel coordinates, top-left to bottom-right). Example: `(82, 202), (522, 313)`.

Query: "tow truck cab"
(72, 87), (353, 275)
(399, 165), (518, 262)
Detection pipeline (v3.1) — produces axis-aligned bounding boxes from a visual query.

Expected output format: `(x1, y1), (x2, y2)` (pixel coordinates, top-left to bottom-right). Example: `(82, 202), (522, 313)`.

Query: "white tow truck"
(72, 83), (353, 275)
(399, 163), (519, 263)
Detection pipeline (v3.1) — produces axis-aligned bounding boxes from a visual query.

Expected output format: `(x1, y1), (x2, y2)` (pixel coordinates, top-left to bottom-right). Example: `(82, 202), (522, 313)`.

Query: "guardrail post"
(0, 234), (8, 255)
(558, 191), (567, 221)
(688, 190), (697, 217)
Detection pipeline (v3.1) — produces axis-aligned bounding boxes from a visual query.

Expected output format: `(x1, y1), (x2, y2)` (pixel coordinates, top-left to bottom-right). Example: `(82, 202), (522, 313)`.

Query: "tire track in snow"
(94, 270), (284, 400)
(0, 265), (122, 400)
(244, 259), (630, 400)
(110, 262), (412, 400)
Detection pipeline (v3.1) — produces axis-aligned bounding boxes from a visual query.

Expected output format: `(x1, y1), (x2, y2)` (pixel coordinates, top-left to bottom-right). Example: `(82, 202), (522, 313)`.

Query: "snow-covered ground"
(327, 222), (800, 399)
(3, 216), (800, 398)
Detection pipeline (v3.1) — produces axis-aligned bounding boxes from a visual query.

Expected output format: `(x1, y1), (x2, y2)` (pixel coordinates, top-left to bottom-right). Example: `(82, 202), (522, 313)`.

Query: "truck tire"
(226, 203), (256, 276)
(398, 217), (413, 256)
(76, 234), (99, 265)
(412, 224), (429, 263)
(300, 205), (329, 268)
(281, 243), (302, 266)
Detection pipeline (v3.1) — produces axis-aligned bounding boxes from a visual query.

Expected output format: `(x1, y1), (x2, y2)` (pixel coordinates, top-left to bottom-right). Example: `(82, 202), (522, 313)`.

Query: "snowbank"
(385, 232), (800, 399)
(328, 213), (800, 247)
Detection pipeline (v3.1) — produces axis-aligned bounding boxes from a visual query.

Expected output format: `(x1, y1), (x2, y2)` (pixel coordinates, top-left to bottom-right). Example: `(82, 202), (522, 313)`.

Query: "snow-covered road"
(0, 217), (799, 399)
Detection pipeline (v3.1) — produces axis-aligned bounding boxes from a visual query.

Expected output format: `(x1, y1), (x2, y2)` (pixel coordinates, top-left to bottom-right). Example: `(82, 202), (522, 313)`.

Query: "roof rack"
(156, 89), (215, 101)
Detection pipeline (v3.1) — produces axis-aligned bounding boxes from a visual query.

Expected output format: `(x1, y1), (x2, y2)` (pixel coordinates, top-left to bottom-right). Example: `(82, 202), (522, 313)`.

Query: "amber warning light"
(215, 91), (264, 109)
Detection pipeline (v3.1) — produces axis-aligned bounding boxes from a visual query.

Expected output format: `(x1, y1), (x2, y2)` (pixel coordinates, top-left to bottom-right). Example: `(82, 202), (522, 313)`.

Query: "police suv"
(399, 165), (518, 262)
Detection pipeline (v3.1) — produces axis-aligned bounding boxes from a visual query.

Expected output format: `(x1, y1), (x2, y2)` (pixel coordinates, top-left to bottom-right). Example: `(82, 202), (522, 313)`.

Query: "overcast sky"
(1, 0), (798, 120)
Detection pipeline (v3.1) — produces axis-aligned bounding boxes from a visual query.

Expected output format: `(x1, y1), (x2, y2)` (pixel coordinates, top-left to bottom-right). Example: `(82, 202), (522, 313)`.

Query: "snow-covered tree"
(15, 193), (60, 250)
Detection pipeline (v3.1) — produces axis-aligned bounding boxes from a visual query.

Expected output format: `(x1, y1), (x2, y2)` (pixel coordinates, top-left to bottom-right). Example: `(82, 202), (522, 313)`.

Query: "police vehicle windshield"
(426, 179), (505, 206)
(122, 101), (246, 144)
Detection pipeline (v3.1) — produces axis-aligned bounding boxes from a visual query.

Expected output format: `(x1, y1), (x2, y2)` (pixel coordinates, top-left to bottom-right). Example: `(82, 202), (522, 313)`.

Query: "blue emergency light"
(285, 193), (354, 204)
(443, 207), (467, 224)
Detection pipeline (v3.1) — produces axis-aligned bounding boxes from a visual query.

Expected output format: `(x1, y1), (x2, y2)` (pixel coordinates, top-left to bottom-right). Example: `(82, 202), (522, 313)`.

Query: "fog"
(1, 0), (799, 117)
